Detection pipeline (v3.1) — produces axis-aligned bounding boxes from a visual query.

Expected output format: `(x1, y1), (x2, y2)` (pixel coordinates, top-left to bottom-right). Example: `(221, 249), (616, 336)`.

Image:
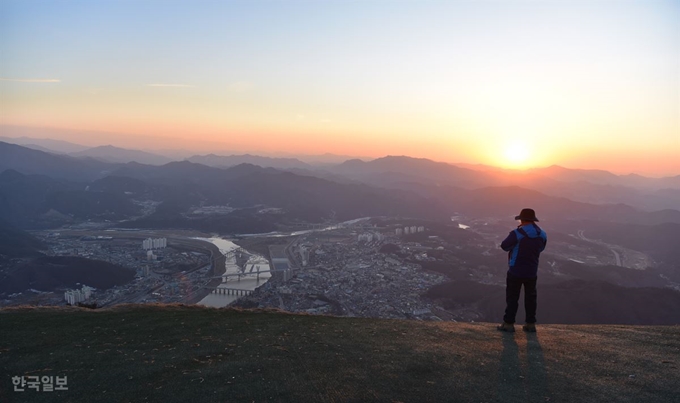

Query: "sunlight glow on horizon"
(503, 144), (531, 169)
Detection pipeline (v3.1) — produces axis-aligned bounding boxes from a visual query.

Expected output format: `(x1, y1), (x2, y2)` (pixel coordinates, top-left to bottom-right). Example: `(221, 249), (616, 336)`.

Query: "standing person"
(497, 208), (547, 333)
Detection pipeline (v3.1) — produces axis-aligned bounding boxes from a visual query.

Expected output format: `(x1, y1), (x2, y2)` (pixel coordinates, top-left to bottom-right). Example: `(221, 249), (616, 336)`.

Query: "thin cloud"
(146, 83), (195, 88)
(0, 78), (60, 83)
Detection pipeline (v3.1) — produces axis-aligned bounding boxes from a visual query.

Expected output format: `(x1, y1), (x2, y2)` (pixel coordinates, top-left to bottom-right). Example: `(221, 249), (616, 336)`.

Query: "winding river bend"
(195, 218), (371, 307)
(195, 237), (271, 307)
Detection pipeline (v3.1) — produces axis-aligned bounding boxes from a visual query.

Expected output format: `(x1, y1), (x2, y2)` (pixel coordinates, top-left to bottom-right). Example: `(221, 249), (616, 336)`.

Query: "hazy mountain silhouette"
(0, 219), (46, 259)
(528, 165), (680, 190)
(2, 145), (678, 231)
(583, 222), (680, 265)
(9, 143), (59, 154)
(487, 174), (680, 211)
(295, 152), (370, 165)
(0, 135), (89, 153)
(0, 169), (139, 228)
(71, 145), (174, 165)
(434, 185), (680, 225)
(0, 141), (115, 182)
(331, 155), (493, 188)
(329, 156), (680, 211)
(528, 165), (620, 184)
(4, 143), (677, 212)
(187, 153), (310, 170)
(119, 163), (449, 231)
(0, 169), (76, 227)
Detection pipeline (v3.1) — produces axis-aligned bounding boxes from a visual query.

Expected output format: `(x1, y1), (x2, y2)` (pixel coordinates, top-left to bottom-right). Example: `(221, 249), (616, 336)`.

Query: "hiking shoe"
(497, 322), (515, 332)
(522, 323), (537, 333)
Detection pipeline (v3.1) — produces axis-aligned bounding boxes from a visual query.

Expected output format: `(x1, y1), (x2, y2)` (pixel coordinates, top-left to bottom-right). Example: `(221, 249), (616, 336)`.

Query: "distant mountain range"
(186, 154), (311, 170)
(0, 141), (116, 182)
(527, 165), (680, 190)
(0, 219), (46, 259)
(324, 156), (680, 211)
(329, 155), (494, 188)
(2, 136), (678, 188)
(0, 169), (140, 228)
(1, 141), (679, 233)
(70, 145), (174, 165)
(327, 155), (680, 191)
(0, 136), (90, 154)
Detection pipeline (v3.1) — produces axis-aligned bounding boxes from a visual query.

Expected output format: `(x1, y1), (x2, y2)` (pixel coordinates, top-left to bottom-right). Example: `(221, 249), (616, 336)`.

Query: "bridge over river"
(202, 287), (254, 296)
(207, 268), (298, 282)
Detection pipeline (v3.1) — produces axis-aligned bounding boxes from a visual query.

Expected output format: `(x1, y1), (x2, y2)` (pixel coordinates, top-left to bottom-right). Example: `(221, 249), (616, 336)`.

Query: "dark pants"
(503, 272), (537, 324)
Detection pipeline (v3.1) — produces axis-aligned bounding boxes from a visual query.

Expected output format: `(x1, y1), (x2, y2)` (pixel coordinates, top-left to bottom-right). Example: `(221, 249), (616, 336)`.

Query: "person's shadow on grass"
(497, 332), (523, 402)
(525, 332), (549, 401)
(497, 332), (549, 402)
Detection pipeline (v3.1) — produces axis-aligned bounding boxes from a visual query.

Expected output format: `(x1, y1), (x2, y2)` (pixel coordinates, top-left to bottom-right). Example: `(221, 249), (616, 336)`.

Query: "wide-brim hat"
(515, 208), (539, 222)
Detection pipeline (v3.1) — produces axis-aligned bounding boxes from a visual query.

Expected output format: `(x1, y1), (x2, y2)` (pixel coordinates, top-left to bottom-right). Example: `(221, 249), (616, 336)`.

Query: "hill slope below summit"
(1, 305), (678, 403)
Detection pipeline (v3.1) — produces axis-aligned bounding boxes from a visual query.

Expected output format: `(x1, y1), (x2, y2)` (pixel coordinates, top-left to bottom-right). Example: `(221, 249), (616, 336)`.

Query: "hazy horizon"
(1, 0), (679, 176)
(1, 123), (679, 177)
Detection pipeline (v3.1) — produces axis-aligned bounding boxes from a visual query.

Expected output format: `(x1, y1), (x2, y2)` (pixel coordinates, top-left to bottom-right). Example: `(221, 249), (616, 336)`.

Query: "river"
(195, 237), (272, 307)
(195, 217), (371, 306)
(235, 217), (371, 237)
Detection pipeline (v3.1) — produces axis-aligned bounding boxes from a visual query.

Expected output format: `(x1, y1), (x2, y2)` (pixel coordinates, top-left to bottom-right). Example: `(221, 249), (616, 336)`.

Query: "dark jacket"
(500, 223), (547, 278)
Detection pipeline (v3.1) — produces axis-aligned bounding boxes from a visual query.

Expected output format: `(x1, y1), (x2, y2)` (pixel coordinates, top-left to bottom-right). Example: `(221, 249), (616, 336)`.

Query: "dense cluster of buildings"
(9, 234), (212, 307)
(298, 245), (310, 266)
(240, 230), (447, 319)
(64, 285), (94, 305)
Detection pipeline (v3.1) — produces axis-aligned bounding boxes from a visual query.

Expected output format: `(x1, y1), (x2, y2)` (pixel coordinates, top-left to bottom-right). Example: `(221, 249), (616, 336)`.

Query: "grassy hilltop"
(1, 305), (679, 403)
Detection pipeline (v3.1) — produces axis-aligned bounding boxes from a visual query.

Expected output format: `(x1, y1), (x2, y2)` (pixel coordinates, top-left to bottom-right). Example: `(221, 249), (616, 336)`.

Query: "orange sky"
(1, 1), (678, 176)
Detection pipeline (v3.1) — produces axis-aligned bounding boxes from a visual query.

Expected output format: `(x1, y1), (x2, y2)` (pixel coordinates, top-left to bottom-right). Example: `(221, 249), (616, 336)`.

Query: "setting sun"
(504, 144), (531, 168)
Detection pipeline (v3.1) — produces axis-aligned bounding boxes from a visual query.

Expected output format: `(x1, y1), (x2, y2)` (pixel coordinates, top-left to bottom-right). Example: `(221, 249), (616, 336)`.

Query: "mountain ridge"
(70, 145), (174, 165)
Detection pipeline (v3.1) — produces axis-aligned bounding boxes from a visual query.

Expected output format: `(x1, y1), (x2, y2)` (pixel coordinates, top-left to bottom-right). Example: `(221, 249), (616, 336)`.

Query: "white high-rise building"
(395, 228), (403, 235)
(82, 285), (93, 299)
(358, 233), (375, 243)
(64, 285), (94, 305)
(299, 247), (310, 266)
(404, 227), (410, 234)
(143, 237), (167, 250)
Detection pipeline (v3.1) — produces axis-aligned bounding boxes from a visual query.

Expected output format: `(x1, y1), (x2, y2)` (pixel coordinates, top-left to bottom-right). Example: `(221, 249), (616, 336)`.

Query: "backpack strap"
(517, 224), (541, 238)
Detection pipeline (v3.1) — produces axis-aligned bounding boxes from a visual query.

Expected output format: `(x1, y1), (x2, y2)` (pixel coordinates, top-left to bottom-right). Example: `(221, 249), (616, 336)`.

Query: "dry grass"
(1, 305), (678, 402)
